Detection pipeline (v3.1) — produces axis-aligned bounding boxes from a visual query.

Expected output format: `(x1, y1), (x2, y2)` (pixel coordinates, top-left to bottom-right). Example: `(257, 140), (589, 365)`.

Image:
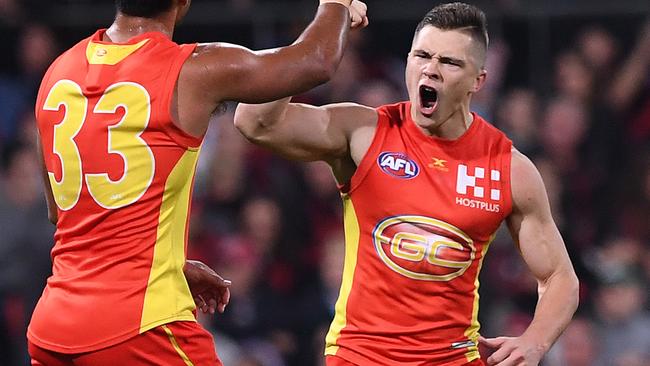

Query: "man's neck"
(415, 102), (474, 140)
(104, 12), (175, 43)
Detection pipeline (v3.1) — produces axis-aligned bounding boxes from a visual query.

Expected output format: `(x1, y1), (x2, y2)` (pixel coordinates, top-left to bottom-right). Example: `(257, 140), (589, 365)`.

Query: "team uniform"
(29, 30), (220, 365)
(325, 102), (512, 366)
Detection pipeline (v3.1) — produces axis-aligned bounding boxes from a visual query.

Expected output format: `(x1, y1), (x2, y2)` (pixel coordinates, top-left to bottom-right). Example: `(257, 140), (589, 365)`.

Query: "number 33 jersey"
(29, 30), (200, 353)
(326, 102), (513, 365)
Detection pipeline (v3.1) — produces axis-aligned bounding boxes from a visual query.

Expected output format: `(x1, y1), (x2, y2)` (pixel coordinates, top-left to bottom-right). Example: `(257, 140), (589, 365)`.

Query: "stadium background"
(0, 0), (649, 365)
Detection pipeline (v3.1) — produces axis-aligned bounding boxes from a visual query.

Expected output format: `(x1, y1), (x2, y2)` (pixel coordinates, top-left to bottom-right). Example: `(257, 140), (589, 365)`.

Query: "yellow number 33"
(43, 79), (155, 211)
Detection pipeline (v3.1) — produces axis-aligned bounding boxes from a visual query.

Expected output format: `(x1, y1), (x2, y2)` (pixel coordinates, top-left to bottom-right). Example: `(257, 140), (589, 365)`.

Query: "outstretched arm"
(481, 150), (579, 366)
(177, 1), (369, 137)
(234, 98), (377, 164)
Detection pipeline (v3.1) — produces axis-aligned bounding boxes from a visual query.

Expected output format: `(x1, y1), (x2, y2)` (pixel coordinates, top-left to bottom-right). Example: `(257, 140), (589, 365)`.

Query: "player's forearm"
(288, 2), (351, 84)
(234, 98), (292, 141)
(522, 267), (579, 352)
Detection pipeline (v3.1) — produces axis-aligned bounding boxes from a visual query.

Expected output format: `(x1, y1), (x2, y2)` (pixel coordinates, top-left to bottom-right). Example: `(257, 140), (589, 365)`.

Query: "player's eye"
(441, 58), (462, 67)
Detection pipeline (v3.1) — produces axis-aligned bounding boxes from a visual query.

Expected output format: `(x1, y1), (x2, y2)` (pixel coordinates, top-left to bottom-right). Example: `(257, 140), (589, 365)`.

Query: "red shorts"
(326, 355), (485, 366)
(29, 321), (222, 366)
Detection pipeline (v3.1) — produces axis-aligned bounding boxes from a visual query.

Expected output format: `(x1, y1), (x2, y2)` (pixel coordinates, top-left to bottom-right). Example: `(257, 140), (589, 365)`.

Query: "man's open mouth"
(419, 85), (438, 117)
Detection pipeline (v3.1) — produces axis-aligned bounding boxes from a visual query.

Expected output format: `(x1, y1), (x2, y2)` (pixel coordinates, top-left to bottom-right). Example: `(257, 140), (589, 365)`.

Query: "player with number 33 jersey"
(30, 29), (203, 353)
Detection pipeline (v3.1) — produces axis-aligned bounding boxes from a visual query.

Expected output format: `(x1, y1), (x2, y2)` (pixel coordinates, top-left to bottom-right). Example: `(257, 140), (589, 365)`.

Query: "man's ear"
(175, 0), (191, 23)
(471, 69), (487, 93)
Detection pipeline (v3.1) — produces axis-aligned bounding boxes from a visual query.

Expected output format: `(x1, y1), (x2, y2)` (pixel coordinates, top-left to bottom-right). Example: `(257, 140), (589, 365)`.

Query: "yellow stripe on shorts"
(162, 325), (195, 366)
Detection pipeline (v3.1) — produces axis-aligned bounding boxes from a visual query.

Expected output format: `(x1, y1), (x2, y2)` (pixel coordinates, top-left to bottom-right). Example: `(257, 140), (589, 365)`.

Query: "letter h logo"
(456, 164), (501, 200)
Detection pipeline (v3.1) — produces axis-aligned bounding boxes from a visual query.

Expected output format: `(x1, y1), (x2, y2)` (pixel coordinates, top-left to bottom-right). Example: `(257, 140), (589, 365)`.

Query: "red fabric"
(29, 29), (200, 353)
(29, 321), (222, 366)
(328, 102), (512, 365)
(326, 355), (486, 366)
(326, 355), (358, 366)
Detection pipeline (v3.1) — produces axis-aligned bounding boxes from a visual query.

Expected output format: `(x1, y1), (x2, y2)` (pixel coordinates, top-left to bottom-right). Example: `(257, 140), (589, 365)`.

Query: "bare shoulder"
(511, 149), (539, 181)
(322, 102), (378, 166)
(191, 42), (257, 58)
(182, 42), (253, 76)
(324, 102), (378, 131)
(510, 148), (548, 214)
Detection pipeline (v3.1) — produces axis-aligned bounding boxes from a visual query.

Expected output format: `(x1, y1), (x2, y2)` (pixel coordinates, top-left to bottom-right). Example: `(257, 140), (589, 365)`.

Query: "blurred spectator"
(0, 23), (56, 143)
(540, 98), (587, 172)
(354, 79), (401, 108)
(495, 88), (541, 157)
(609, 20), (650, 145)
(0, 0), (23, 26)
(0, 141), (54, 365)
(296, 232), (345, 366)
(209, 196), (300, 364)
(241, 196), (282, 257)
(577, 26), (618, 79)
(472, 38), (510, 119)
(554, 51), (593, 104)
(544, 317), (600, 366)
(299, 161), (342, 267)
(593, 266), (650, 366)
(609, 20), (650, 112)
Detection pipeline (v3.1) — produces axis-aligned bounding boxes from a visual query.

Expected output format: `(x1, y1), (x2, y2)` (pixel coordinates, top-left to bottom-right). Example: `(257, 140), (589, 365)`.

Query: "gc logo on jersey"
(377, 152), (420, 179)
(372, 215), (476, 281)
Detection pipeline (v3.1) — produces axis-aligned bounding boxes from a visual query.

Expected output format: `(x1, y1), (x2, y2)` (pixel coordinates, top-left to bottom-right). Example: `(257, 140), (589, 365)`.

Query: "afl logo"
(372, 215), (476, 281)
(377, 152), (420, 179)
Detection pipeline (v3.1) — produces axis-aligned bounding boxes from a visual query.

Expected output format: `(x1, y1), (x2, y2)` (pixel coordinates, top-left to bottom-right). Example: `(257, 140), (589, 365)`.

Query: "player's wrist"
(320, 0), (352, 8)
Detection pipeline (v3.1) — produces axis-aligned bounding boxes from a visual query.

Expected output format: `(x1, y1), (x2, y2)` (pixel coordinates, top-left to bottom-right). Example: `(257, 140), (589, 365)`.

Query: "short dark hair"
(415, 2), (488, 54)
(115, 0), (174, 17)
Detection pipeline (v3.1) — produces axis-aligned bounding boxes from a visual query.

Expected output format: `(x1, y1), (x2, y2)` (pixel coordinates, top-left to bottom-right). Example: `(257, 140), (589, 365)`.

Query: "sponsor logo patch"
(428, 157), (449, 172)
(377, 152), (420, 179)
(455, 164), (502, 212)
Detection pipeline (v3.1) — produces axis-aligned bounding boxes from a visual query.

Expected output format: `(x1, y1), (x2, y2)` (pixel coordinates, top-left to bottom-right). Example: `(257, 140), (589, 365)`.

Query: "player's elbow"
(307, 47), (343, 85)
(233, 109), (267, 143)
(541, 266), (580, 312)
(305, 58), (338, 86)
(566, 270), (580, 312)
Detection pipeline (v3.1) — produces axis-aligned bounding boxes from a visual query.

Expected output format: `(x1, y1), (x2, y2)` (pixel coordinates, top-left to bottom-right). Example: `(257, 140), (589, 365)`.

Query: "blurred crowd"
(1, 1), (649, 365)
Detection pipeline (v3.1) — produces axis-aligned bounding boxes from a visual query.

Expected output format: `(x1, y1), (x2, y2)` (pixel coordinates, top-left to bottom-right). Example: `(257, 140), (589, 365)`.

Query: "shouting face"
(405, 26), (486, 132)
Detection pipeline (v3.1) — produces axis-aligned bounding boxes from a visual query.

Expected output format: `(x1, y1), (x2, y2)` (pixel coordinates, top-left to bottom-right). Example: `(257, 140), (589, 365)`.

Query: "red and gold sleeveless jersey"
(325, 102), (513, 365)
(28, 30), (200, 353)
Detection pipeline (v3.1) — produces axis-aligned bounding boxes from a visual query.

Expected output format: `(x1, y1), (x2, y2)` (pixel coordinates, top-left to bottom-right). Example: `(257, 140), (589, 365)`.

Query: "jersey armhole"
(340, 110), (386, 194)
(159, 43), (202, 150)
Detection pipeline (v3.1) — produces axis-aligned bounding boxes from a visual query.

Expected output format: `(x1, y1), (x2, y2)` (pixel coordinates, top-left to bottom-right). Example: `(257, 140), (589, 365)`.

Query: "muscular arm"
(483, 150), (579, 366)
(177, 2), (353, 136)
(508, 150), (579, 347)
(234, 98), (377, 163)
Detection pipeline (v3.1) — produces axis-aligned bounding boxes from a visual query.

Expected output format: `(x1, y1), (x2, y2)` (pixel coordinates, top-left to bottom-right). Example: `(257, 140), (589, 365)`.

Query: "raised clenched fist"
(349, 0), (368, 29)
